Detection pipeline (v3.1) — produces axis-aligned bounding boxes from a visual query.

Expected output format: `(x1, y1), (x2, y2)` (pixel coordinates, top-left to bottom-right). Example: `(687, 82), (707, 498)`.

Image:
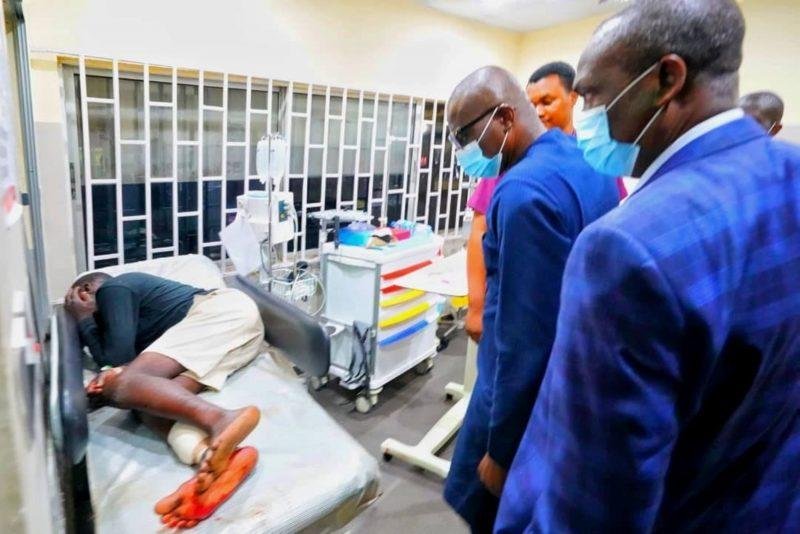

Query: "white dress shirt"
(634, 108), (745, 193)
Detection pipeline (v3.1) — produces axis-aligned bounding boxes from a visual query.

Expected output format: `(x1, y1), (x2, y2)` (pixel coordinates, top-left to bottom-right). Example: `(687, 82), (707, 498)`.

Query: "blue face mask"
(576, 63), (664, 176)
(455, 107), (508, 178)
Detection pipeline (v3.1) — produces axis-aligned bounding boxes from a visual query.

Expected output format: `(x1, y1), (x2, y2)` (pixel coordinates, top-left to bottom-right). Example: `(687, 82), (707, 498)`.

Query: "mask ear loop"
(608, 62), (660, 112)
(767, 122), (777, 135)
(496, 129), (509, 158)
(634, 106), (665, 144)
(476, 106), (501, 145)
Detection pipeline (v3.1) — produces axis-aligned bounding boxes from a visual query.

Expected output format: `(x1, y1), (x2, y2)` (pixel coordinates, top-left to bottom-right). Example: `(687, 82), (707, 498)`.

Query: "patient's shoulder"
(100, 271), (160, 293)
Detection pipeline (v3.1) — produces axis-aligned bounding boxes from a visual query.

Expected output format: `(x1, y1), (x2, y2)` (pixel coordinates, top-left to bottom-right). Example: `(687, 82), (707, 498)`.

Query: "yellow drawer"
(378, 301), (431, 329)
(380, 289), (425, 308)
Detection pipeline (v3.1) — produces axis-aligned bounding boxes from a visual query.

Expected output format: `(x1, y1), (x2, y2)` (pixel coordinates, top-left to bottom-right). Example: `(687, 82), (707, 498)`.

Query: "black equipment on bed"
(230, 275), (331, 378)
(52, 306), (94, 533)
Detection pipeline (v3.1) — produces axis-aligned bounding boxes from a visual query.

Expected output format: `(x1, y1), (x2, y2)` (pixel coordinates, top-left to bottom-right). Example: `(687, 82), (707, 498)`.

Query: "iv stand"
(258, 133), (286, 290)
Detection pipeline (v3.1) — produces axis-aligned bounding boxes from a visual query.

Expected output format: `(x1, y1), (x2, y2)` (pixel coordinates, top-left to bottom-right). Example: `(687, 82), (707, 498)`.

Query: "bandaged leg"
(167, 421), (210, 466)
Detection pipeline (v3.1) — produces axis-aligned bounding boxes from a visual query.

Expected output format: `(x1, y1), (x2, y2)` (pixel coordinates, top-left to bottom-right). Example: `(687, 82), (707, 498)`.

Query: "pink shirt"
(468, 175), (628, 214)
(467, 177), (499, 215)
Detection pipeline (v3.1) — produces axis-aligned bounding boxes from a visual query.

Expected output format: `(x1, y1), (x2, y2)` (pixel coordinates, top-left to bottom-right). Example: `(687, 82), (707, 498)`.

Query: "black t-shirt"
(77, 272), (206, 367)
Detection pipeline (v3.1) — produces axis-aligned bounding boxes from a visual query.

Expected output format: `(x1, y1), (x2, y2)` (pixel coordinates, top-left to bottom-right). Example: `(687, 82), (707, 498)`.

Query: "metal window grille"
(60, 55), (472, 270)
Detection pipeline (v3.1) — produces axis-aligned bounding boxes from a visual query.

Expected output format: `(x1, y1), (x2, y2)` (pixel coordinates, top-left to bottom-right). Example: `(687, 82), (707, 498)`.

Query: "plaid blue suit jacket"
(496, 116), (800, 533)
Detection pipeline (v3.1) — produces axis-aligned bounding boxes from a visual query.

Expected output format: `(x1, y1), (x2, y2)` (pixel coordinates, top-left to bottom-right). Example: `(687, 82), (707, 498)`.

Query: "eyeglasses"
(448, 104), (501, 149)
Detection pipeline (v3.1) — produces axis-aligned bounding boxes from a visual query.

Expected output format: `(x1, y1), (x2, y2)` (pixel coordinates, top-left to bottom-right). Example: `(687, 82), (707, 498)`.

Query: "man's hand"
(64, 286), (95, 321)
(465, 308), (483, 343)
(85, 367), (123, 409)
(477, 453), (507, 497)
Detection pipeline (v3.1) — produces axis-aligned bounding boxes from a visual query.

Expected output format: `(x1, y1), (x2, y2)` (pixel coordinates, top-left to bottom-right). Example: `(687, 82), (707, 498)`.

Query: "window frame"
(61, 55), (471, 271)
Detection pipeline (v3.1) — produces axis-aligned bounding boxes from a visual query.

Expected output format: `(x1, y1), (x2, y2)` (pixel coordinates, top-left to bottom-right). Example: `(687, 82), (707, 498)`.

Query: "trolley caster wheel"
(383, 452), (393, 462)
(309, 375), (328, 391)
(367, 388), (382, 407)
(355, 395), (372, 414)
(437, 339), (449, 352)
(414, 357), (434, 375)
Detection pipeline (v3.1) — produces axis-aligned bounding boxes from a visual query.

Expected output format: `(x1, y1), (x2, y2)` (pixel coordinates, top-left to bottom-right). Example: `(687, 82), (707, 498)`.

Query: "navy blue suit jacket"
(497, 117), (800, 532)
(444, 129), (619, 529)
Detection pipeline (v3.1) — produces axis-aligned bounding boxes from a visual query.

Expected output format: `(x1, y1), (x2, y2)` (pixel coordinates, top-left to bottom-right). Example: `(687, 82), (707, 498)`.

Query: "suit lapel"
(637, 117), (766, 194)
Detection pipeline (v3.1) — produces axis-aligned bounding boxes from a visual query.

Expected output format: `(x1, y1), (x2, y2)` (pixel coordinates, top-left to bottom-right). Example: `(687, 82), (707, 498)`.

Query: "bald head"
(740, 91), (784, 135)
(584, 0), (744, 98)
(447, 66), (541, 175)
(448, 66), (531, 129)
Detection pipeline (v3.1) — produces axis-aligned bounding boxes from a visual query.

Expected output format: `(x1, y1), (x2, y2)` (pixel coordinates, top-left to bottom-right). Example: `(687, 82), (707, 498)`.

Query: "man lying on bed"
(65, 271), (264, 528)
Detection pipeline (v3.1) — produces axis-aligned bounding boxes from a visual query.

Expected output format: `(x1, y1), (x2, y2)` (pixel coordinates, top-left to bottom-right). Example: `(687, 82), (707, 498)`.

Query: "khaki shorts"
(145, 287), (264, 390)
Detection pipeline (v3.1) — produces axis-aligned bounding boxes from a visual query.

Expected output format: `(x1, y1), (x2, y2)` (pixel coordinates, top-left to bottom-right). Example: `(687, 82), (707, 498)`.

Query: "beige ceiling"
(422, 0), (628, 32)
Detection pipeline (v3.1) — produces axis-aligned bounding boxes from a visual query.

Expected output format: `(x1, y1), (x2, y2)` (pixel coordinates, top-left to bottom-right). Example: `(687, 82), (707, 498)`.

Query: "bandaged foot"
(196, 406), (260, 491)
(155, 446), (258, 529)
(167, 422), (210, 466)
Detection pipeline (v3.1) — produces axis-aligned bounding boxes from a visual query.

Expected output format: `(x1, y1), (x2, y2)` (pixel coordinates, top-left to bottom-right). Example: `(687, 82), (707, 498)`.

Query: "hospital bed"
(50, 254), (380, 534)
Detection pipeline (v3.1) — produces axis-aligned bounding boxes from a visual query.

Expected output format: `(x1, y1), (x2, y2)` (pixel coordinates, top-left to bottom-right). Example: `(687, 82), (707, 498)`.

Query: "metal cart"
(317, 237), (445, 412)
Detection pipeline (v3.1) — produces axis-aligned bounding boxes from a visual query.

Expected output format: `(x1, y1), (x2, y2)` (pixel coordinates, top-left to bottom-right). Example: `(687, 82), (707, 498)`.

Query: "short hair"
(528, 61), (576, 92)
(72, 271), (111, 289)
(597, 0), (744, 97)
(740, 91), (784, 124)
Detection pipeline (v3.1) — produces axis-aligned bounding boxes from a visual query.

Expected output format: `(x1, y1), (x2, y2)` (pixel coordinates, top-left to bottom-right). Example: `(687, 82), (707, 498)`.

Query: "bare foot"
(196, 406), (260, 491)
(155, 446), (258, 528)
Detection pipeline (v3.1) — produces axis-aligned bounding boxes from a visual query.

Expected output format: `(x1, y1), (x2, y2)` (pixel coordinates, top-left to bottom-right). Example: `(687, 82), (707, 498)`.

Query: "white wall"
(514, 0), (800, 141)
(739, 0), (800, 137)
(25, 0), (521, 101)
(515, 13), (604, 88)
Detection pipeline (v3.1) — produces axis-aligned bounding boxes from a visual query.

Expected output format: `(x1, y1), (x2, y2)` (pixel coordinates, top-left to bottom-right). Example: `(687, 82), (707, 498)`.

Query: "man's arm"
(526, 225), (687, 531)
(78, 285), (139, 367)
(486, 182), (572, 471)
(465, 212), (488, 342)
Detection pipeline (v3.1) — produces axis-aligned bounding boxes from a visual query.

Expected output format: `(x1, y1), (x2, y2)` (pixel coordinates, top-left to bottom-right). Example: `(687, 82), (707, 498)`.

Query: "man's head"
(447, 65), (543, 177)
(526, 61), (579, 134)
(69, 271), (111, 312)
(740, 91), (784, 136)
(574, 0), (745, 176)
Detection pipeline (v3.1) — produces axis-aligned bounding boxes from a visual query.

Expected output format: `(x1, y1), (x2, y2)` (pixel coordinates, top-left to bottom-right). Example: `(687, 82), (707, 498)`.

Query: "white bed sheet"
(84, 255), (381, 533)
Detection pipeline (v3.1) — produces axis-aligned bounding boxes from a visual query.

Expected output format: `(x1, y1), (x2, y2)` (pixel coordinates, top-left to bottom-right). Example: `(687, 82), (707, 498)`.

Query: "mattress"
(84, 255), (381, 532)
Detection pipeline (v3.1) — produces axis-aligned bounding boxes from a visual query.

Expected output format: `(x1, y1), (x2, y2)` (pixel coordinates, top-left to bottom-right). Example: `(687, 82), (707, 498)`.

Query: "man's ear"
(656, 54), (687, 106)
(78, 283), (93, 300)
(772, 123), (783, 136)
(569, 91), (579, 107)
(498, 105), (516, 132)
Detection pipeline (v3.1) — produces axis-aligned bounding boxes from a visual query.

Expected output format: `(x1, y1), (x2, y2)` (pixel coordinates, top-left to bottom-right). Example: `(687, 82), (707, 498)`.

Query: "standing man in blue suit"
(442, 66), (619, 532)
(498, 0), (800, 532)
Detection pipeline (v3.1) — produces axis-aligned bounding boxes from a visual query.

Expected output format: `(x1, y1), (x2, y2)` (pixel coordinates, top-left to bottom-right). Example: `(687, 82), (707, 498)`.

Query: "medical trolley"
(318, 236), (445, 413)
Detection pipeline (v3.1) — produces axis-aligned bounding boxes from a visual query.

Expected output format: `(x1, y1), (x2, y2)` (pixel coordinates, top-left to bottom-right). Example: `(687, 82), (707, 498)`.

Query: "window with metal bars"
(61, 56), (473, 271)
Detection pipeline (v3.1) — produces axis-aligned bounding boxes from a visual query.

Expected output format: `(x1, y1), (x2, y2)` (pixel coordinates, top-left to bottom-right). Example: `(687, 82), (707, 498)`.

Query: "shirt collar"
(636, 108), (744, 189)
